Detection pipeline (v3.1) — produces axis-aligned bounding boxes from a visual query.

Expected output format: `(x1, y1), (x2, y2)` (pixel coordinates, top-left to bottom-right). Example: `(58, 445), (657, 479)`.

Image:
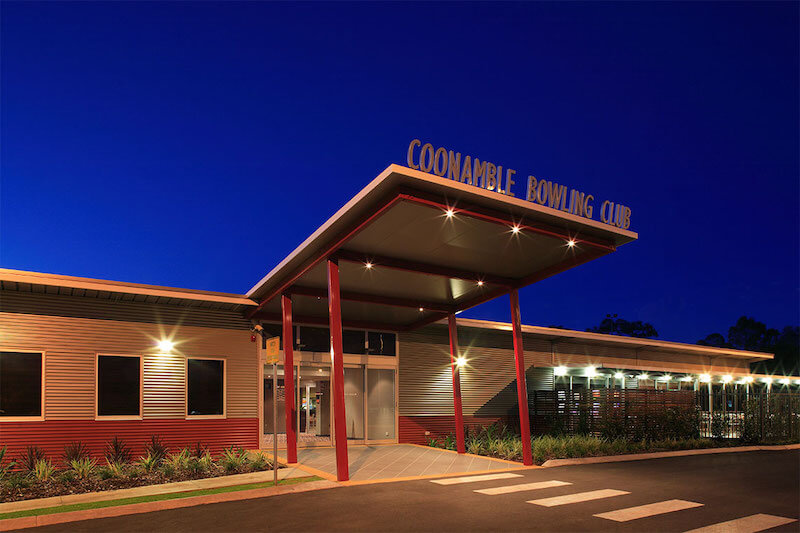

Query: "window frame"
(94, 353), (143, 421)
(0, 349), (45, 422)
(184, 356), (227, 420)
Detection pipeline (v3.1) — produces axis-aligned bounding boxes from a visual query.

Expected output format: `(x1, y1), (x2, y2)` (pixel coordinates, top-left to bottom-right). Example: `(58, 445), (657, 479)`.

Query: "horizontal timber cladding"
(398, 416), (505, 445)
(0, 309), (258, 420)
(0, 290), (252, 329)
(0, 418), (258, 465)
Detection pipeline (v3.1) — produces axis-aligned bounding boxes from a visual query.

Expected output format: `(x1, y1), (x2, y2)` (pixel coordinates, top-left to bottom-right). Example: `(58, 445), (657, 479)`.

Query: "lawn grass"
(0, 476), (321, 520)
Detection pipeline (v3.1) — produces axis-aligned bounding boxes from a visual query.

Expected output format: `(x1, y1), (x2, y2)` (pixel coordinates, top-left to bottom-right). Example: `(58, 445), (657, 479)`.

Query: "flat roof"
(246, 164), (638, 330)
(452, 318), (773, 361)
(0, 269), (778, 369)
(0, 268), (257, 308)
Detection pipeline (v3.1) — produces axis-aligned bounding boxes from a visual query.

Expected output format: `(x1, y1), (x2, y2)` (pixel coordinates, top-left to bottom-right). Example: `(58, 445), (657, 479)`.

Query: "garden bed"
(426, 424), (763, 465)
(1, 437), (280, 503)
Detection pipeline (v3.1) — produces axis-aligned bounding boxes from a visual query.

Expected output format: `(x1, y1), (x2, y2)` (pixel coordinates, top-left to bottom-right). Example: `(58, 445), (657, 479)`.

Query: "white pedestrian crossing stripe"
(430, 472), (523, 485)
(595, 499), (703, 522)
(528, 489), (629, 507)
(683, 514), (797, 533)
(474, 480), (571, 495)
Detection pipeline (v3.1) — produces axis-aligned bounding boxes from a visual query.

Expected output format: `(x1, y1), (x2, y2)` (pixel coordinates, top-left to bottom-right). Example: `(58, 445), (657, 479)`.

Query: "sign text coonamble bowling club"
(406, 139), (632, 230)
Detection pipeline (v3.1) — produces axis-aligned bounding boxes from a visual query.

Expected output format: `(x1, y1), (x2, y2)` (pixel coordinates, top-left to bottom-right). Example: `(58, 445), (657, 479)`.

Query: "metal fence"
(524, 388), (799, 442)
(698, 390), (800, 442)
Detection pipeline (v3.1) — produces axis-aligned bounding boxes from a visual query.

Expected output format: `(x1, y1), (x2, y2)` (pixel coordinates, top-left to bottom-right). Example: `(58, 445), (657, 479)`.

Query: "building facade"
(1, 269), (788, 463)
(1, 164), (795, 478)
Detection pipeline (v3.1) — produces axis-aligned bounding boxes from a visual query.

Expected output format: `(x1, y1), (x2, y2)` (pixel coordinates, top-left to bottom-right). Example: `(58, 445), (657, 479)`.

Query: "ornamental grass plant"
(1, 436), (286, 504)
(426, 422), (728, 464)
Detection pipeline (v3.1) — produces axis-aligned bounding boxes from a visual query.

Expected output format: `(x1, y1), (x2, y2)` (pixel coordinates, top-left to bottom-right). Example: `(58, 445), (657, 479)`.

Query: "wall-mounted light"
(699, 374), (711, 383)
(455, 356), (467, 368)
(778, 378), (790, 385)
(567, 240), (576, 247)
(585, 366), (598, 378)
(554, 366), (568, 376)
(721, 375), (733, 384)
(743, 376), (754, 384)
(445, 209), (455, 218)
(511, 225), (520, 234)
(637, 373), (649, 380)
(157, 339), (175, 352)
(659, 374), (672, 382)
(365, 262), (373, 269)
(680, 376), (694, 382)
(477, 280), (484, 286)
(614, 372), (625, 380)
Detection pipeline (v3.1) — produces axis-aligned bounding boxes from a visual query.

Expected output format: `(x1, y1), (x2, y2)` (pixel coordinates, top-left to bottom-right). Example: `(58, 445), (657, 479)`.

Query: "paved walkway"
(296, 444), (521, 481)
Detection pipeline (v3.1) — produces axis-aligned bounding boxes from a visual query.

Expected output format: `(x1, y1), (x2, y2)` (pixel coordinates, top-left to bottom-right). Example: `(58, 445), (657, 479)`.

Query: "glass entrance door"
(297, 363), (331, 446)
(266, 362), (396, 447)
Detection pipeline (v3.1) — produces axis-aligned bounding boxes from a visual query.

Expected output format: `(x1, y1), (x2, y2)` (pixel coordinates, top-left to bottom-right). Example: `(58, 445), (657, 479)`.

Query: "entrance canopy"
(246, 165), (637, 331)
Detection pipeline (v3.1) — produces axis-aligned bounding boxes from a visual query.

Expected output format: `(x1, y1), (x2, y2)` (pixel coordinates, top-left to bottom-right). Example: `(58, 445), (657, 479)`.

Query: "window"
(0, 351), (43, 418)
(342, 330), (366, 355)
(187, 358), (225, 416)
(96, 355), (141, 417)
(368, 332), (396, 356)
(297, 327), (329, 352)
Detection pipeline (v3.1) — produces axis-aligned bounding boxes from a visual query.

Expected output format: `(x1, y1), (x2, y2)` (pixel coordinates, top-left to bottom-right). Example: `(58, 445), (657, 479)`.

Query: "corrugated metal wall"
(0, 310), (258, 420)
(0, 419), (258, 465)
(0, 291), (259, 457)
(397, 323), (757, 444)
(398, 325), (553, 419)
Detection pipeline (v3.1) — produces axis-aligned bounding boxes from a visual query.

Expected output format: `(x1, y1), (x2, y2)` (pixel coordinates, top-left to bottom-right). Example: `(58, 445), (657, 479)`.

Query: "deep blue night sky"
(1, 2), (797, 343)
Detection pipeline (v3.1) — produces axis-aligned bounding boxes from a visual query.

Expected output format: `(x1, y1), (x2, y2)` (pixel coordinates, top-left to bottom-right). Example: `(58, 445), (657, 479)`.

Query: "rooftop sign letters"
(406, 139), (632, 230)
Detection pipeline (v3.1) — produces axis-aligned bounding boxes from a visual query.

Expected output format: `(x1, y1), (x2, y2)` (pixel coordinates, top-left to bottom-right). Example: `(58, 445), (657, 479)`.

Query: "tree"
(587, 314), (658, 338)
(726, 316), (779, 352)
(697, 333), (728, 348)
(697, 317), (799, 376)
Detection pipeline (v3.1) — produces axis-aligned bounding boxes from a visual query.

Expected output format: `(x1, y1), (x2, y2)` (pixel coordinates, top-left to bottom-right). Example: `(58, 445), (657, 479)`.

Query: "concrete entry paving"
(296, 444), (522, 482)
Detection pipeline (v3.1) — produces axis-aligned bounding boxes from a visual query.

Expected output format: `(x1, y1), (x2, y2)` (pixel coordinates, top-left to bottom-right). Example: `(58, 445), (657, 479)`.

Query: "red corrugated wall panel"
(398, 415), (504, 445)
(0, 418), (258, 466)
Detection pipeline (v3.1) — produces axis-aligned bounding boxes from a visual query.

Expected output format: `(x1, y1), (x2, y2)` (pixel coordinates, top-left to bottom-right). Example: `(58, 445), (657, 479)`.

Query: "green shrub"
(199, 451), (214, 471)
(137, 453), (159, 473)
(0, 446), (16, 479)
(220, 447), (248, 473)
(59, 470), (76, 483)
(21, 446), (46, 471)
(62, 441), (90, 464)
(97, 467), (114, 480)
(33, 459), (56, 482)
(165, 448), (191, 471)
(711, 414), (727, 440)
(249, 452), (271, 471)
(105, 459), (125, 478)
(145, 436), (168, 463)
(70, 457), (97, 479)
(5, 473), (31, 489)
(191, 442), (208, 458)
(105, 436), (132, 464)
(160, 463), (176, 477)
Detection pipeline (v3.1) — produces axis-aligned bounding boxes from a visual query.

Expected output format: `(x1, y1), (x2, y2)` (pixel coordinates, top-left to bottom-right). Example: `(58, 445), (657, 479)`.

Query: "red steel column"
(281, 294), (297, 464)
(448, 314), (466, 454)
(327, 258), (349, 481)
(510, 290), (533, 466)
